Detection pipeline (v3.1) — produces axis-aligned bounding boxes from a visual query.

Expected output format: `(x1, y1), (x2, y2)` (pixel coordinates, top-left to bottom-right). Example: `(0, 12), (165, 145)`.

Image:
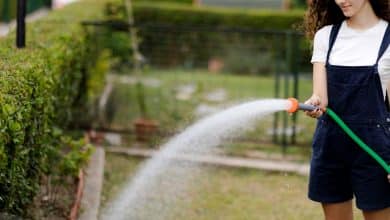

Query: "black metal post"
(16, 0), (26, 48)
(291, 33), (300, 144)
(273, 34), (282, 144)
(281, 31), (294, 153)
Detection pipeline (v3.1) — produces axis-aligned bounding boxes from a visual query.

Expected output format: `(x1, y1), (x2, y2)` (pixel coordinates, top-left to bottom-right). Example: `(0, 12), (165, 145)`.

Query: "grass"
(100, 153), (364, 220)
(106, 68), (317, 145)
(109, 69), (278, 127)
(100, 153), (144, 206)
(220, 141), (312, 162)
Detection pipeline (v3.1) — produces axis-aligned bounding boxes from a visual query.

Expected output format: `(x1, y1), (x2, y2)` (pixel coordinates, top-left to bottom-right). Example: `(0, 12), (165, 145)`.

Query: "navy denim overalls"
(308, 22), (390, 211)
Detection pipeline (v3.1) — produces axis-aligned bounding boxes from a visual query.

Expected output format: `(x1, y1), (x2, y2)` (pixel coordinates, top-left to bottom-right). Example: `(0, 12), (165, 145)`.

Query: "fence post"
(272, 34), (286, 144)
(16, 0), (26, 48)
(279, 31), (294, 153)
(291, 33), (300, 144)
(273, 34), (282, 144)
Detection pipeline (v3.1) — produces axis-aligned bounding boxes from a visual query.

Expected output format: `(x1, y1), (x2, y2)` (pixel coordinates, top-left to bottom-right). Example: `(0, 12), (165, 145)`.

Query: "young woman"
(304, 0), (390, 219)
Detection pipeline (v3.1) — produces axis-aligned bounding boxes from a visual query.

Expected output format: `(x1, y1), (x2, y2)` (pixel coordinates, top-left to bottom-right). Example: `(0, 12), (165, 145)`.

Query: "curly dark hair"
(304, 0), (390, 39)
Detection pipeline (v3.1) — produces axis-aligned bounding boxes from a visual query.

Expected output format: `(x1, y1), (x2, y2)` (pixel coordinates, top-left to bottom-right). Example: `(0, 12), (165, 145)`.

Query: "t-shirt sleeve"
(378, 47), (390, 101)
(311, 26), (330, 64)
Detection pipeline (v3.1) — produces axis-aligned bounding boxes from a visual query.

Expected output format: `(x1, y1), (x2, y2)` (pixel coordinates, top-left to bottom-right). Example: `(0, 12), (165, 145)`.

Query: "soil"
(26, 175), (78, 220)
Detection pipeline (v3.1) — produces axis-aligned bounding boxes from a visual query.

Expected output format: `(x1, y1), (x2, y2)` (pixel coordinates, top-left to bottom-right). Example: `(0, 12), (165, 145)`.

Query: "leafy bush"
(0, 0), (109, 215)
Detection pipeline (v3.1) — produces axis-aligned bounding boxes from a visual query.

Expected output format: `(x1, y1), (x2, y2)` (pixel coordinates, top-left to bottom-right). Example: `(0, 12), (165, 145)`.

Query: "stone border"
(106, 146), (309, 176)
(78, 147), (105, 220)
(0, 8), (49, 37)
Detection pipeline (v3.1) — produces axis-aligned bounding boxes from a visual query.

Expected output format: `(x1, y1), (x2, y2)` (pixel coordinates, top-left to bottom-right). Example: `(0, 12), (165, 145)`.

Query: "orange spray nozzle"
(287, 98), (319, 113)
(287, 98), (299, 113)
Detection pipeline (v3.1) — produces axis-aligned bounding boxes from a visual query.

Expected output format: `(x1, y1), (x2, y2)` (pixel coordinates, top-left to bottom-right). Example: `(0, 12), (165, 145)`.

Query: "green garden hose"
(287, 98), (390, 174)
(326, 108), (390, 174)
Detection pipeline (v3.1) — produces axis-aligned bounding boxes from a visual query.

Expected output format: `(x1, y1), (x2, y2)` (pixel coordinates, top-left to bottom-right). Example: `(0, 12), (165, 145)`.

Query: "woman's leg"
(363, 207), (390, 220)
(322, 200), (353, 220)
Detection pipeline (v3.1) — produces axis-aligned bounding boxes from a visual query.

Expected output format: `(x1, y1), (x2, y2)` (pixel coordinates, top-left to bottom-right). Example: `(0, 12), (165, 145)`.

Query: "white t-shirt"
(311, 19), (390, 100)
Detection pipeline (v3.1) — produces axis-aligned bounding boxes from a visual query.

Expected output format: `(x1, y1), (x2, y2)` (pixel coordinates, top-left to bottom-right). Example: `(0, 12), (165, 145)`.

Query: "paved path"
(106, 146), (310, 176)
(0, 8), (49, 37)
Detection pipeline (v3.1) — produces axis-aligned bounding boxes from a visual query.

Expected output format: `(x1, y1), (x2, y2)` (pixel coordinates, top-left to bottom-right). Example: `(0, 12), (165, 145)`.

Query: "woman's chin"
(342, 11), (355, 18)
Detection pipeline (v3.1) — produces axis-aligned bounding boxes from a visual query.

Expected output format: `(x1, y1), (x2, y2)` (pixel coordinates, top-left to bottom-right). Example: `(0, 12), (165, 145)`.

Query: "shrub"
(0, 0), (109, 215)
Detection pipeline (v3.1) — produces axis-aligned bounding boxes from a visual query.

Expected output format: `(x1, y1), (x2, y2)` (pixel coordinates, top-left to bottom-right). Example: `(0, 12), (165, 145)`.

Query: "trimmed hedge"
(134, 0), (192, 3)
(133, 2), (304, 29)
(106, 2), (308, 73)
(0, 0), (109, 215)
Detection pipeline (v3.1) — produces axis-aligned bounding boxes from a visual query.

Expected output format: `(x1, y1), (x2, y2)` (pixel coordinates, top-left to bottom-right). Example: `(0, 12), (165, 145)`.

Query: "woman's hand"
(304, 94), (324, 119)
(388, 174), (390, 183)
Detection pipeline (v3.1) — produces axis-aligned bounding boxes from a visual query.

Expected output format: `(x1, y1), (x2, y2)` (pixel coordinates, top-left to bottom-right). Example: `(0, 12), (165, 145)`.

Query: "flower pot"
(87, 130), (105, 145)
(133, 118), (159, 142)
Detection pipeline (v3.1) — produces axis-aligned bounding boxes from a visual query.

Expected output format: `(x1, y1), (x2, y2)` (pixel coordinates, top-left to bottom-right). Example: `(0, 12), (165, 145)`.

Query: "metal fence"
(134, 24), (310, 73)
(84, 21), (313, 149)
(134, 24), (311, 148)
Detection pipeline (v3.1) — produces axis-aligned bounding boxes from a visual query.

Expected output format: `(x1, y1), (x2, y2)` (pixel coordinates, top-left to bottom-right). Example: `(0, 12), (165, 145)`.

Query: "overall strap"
(326, 23), (342, 66)
(376, 24), (390, 65)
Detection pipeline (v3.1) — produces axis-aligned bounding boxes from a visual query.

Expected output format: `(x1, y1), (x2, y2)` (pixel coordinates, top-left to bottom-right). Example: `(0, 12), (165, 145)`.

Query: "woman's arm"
(312, 62), (328, 108)
(304, 62), (328, 118)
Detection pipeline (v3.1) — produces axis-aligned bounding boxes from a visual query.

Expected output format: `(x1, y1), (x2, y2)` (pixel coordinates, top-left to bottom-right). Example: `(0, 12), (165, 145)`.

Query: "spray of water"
(101, 99), (291, 219)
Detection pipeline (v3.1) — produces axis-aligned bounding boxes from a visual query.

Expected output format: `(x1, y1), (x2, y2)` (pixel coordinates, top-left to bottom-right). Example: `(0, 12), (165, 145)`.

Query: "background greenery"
(104, 1), (309, 72)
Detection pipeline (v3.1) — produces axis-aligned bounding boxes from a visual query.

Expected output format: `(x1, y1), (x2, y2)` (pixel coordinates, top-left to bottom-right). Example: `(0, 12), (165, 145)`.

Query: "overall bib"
(308, 23), (390, 211)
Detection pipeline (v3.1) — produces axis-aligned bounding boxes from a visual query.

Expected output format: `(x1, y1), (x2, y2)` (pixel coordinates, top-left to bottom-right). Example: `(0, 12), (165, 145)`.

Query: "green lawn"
(100, 153), (364, 220)
(106, 69), (317, 147)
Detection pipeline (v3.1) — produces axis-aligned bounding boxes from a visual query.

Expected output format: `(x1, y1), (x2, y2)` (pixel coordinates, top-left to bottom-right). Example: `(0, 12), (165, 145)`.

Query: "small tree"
(123, 0), (147, 118)
(124, 0), (158, 143)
